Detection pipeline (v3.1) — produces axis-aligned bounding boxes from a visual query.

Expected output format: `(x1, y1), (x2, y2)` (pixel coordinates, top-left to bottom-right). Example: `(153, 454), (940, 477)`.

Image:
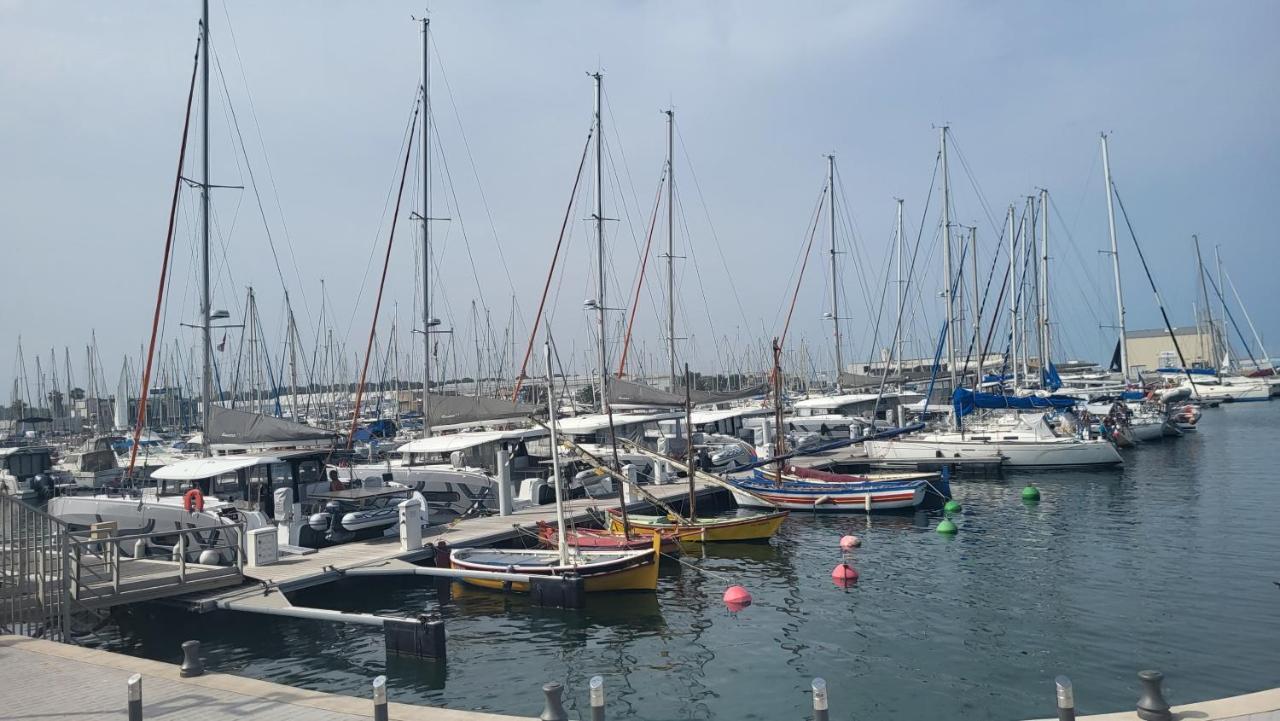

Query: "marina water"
(86, 402), (1280, 720)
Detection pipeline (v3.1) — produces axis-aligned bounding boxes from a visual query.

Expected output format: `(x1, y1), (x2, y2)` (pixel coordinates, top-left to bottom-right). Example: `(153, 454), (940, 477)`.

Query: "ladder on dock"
(0, 494), (246, 642)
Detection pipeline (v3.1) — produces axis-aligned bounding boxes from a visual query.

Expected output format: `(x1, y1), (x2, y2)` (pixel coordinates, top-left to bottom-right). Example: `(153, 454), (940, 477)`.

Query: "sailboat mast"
(940, 127), (957, 391)
(1038, 189), (1050, 375)
(828, 154), (842, 388)
(1100, 133), (1128, 381)
(420, 17), (433, 438)
(545, 341), (569, 565)
(1192, 234), (1218, 366)
(593, 72), (608, 412)
(970, 226), (979, 379)
(895, 198), (905, 374)
(1216, 244), (1229, 365)
(199, 0), (213, 457)
(1007, 205), (1018, 387)
(665, 108), (677, 391)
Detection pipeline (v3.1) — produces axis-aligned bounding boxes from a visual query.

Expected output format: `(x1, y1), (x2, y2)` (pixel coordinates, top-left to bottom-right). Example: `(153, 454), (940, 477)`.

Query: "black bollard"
(1055, 675), (1075, 721)
(179, 640), (204, 678)
(589, 675), (605, 721)
(433, 540), (453, 601)
(372, 675), (388, 721)
(811, 677), (829, 721)
(1136, 670), (1172, 721)
(127, 673), (142, 721)
(539, 682), (569, 721)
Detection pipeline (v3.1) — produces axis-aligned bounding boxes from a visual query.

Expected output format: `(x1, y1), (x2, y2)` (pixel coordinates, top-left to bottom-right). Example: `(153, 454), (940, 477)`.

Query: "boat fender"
(183, 488), (205, 513)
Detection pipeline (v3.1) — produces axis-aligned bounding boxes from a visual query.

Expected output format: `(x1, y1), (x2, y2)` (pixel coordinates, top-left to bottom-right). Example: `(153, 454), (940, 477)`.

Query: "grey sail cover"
(610, 377), (769, 407)
(208, 405), (338, 444)
(423, 394), (539, 426)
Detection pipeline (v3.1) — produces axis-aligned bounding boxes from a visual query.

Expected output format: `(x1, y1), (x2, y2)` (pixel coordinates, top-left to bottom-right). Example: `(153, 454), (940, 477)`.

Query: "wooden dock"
(182, 480), (724, 610)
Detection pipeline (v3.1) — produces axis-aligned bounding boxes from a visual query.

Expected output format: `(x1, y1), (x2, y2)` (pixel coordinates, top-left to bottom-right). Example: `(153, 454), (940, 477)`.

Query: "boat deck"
(181, 480), (720, 608)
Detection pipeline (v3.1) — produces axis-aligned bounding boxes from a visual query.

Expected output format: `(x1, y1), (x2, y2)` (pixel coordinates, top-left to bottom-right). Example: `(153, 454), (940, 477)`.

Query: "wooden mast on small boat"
(546, 340), (570, 566)
(684, 363), (696, 518)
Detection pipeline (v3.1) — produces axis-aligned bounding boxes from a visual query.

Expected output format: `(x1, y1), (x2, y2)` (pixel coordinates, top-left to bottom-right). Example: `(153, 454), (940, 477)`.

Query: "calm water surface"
(89, 403), (1280, 720)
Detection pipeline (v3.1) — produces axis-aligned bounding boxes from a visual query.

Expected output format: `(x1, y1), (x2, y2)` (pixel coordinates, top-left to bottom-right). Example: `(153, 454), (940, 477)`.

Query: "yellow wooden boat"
(449, 532), (661, 592)
(607, 509), (788, 542)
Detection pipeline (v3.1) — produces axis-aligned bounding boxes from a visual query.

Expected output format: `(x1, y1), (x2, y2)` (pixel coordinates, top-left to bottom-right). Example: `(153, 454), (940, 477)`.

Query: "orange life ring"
(183, 488), (205, 513)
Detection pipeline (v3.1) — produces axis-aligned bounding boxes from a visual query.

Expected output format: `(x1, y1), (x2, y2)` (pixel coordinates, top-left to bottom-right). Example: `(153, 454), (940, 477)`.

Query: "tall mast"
(1007, 205), (1018, 387)
(940, 127), (957, 391)
(199, 0), (213, 456)
(1038, 189), (1051, 373)
(592, 72), (608, 412)
(286, 292), (298, 420)
(420, 17), (433, 438)
(1100, 133), (1128, 381)
(894, 198), (905, 374)
(1193, 234), (1218, 366)
(665, 108), (677, 391)
(545, 341), (569, 565)
(1021, 197), (1033, 381)
(1216, 244), (1229, 366)
(828, 154), (842, 388)
(970, 226), (980, 380)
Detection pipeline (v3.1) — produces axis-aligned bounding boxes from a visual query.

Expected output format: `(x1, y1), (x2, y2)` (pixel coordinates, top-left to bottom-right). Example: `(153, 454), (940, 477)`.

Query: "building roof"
(1126, 327), (1200, 339)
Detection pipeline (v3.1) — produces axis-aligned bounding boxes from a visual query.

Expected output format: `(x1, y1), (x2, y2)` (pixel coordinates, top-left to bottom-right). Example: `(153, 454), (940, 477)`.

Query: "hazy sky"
(3, 1), (1278, 392)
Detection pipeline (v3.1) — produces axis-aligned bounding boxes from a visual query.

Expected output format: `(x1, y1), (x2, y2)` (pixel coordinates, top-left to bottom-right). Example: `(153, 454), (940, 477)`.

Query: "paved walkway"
(0, 635), (526, 721)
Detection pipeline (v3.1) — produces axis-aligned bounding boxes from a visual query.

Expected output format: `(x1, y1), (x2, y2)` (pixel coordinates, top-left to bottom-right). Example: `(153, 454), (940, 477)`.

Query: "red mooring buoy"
(831, 563), (859, 588)
(723, 585), (753, 612)
(839, 535), (861, 551)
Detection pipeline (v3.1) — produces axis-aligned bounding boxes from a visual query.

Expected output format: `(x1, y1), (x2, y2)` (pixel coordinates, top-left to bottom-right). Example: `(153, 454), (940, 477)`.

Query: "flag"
(216, 334), (226, 352)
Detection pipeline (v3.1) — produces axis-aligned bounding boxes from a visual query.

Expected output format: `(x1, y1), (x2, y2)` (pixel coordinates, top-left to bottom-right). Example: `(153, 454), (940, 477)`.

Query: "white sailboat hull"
(863, 436), (1122, 468)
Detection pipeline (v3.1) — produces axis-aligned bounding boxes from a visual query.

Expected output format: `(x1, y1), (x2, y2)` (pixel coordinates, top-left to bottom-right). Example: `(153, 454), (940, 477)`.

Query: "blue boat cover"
(1120, 390), (1146, 401)
(1156, 367), (1216, 376)
(952, 388), (1080, 418)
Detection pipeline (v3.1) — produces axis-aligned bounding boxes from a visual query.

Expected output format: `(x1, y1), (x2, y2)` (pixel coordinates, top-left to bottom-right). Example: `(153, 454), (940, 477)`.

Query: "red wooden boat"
(536, 521), (684, 553)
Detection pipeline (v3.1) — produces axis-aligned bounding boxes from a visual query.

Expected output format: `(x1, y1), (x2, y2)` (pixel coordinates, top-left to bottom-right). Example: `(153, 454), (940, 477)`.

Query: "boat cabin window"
(4, 451), (52, 478)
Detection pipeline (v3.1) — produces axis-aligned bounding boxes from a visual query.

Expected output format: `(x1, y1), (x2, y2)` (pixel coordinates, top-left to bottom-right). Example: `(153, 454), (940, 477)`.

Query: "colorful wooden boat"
(727, 467), (930, 512)
(606, 508), (788, 542)
(450, 534), (660, 592)
(535, 521), (686, 553)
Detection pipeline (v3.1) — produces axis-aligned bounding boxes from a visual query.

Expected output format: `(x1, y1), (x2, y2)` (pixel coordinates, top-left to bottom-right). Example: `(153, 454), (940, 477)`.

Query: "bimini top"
(151, 455), (283, 481)
(556, 411), (683, 435)
(395, 428), (547, 455)
(791, 393), (883, 411)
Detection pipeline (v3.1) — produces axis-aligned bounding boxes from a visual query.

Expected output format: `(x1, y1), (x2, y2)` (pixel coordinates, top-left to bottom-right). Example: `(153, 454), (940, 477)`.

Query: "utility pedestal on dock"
(398, 498), (423, 552)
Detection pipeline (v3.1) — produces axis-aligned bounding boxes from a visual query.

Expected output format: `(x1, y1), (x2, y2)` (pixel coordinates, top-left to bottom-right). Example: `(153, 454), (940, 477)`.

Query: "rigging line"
(219, 2), (313, 330)
(1047, 194), (1107, 333)
(126, 29), (200, 480)
(211, 46), (295, 314)
(1200, 262), (1262, 369)
(344, 88), (422, 343)
(430, 41), (520, 319)
(946, 129), (1001, 237)
(770, 172), (831, 335)
(832, 165), (877, 320)
(959, 222), (1007, 372)
(880, 151), (941, 371)
(617, 163), (667, 378)
(432, 106), (492, 316)
(602, 134), (663, 326)
(674, 182), (717, 371)
(1110, 183), (1196, 388)
(860, 214), (899, 372)
(779, 184), (828, 350)
(512, 125), (595, 401)
(674, 125), (751, 332)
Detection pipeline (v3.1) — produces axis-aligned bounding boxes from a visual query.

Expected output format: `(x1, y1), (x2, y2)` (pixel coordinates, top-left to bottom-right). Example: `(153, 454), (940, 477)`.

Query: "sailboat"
(449, 340), (659, 593)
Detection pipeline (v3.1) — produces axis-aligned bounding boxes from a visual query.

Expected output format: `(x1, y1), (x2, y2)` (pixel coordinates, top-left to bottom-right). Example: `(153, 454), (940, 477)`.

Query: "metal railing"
(0, 493), (73, 642)
(1, 493), (247, 642)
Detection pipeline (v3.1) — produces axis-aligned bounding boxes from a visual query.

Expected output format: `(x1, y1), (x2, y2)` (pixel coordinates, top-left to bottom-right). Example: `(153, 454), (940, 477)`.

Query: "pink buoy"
(723, 585), (753, 612)
(831, 563), (859, 588)
(839, 535), (861, 551)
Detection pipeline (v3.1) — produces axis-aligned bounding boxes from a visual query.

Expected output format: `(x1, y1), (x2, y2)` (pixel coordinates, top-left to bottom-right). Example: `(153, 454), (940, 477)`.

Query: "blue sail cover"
(952, 388), (1081, 418)
(1041, 361), (1062, 391)
(1156, 367), (1216, 376)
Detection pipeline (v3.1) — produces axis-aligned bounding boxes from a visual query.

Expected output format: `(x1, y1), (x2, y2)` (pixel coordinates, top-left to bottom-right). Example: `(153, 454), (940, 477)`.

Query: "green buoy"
(936, 517), (958, 534)
(1021, 484), (1041, 502)
(943, 500), (962, 514)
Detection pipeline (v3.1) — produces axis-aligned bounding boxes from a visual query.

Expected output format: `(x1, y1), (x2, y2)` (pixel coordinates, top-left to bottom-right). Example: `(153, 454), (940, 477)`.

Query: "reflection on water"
(86, 403), (1280, 720)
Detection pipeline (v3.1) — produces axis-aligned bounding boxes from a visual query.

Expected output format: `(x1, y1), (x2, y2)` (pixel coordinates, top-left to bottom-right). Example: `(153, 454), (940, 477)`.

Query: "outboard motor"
(308, 500), (356, 544)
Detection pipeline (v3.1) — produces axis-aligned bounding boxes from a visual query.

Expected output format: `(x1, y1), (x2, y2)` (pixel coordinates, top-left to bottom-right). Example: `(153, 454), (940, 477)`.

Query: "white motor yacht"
(863, 412), (1123, 468)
